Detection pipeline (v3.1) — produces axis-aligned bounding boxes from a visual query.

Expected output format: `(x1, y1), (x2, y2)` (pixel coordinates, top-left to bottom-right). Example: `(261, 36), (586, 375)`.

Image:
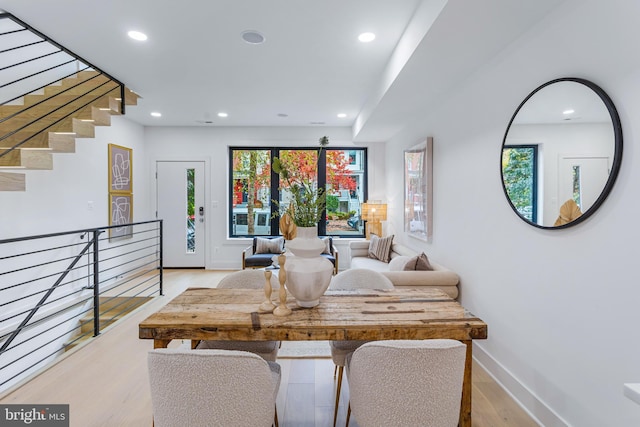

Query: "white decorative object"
(273, 255), (292, 316)
(284, 226), (334, 308)
(259, 270), (276, 312)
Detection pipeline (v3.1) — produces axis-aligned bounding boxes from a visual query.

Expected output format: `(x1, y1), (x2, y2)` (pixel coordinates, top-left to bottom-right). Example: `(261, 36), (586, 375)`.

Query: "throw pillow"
(255, 237), (284, 254)
(320, 236), (332, 255)
(403, 252), (433, 271)
(367, 234), (394, 263)
(389, 255), (412, 271)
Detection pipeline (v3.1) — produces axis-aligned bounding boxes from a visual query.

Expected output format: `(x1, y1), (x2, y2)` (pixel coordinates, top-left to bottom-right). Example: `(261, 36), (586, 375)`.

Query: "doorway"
(156, 161), (206, 268)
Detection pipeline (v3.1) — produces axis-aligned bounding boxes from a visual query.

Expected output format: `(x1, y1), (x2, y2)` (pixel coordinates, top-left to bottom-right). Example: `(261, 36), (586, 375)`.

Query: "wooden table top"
(139, 287), (487, 343)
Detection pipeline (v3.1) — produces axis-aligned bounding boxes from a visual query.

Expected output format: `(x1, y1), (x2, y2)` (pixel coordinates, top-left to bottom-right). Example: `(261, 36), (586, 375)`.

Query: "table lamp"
(361, 201), (387, 239)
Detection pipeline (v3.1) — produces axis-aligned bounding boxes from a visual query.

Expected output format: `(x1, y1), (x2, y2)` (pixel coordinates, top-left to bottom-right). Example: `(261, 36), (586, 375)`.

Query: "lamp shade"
(362, 201), (387, 221)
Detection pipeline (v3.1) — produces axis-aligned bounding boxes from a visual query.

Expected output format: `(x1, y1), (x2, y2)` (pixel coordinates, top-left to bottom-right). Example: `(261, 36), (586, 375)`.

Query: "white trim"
(473, 343), (569, 427)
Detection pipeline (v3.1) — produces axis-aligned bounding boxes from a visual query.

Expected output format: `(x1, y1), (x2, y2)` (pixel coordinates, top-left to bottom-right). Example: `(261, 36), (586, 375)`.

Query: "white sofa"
(349, 241), (459, 299)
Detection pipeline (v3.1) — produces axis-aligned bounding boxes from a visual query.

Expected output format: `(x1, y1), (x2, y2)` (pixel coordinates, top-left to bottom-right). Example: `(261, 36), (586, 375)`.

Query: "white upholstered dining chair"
(147, 348), (281, 427)
(345, 339), (466, 427)
(327, 268), (394, 427)
(196, 270), (280, 361)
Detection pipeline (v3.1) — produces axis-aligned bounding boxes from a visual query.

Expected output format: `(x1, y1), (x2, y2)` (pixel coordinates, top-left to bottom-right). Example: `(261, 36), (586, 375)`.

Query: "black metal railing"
(0, 220), (163, 392)
(0, 12), (126, 160)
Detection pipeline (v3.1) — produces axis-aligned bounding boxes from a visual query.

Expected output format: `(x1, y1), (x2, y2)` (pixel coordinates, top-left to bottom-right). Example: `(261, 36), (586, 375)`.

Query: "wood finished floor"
(0, 269), (539, 427)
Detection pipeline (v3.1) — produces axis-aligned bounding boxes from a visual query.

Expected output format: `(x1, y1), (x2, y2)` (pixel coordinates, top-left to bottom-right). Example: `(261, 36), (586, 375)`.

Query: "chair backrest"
(148, 349), (280, 427)
(218, 269), (279, 289)
(328, 268), (393, 290)
(347, 339), (466, 427)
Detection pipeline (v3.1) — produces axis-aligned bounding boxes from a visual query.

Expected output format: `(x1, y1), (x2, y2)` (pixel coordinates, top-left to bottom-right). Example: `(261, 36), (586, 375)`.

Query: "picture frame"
(404, 137), (433, 241)
(108, 144), (132, 193)
(109, 193), (133, 240)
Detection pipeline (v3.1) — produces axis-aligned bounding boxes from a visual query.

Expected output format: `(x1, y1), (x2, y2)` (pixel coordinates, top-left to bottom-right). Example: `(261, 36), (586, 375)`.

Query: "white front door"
(156, 161), (206, 268)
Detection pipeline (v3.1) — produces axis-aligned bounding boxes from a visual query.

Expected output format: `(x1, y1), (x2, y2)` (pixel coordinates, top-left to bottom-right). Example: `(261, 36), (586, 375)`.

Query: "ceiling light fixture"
(127, 30), (148, 41)
(563, 109), (575, 115)
(218, 112), (228, 118)
(241, 30), (265, 44)
(277, 113), (289, 118)
(150, 112), (162, 117)
(358, 32), (376, 43)
(337, 113), (347, 118)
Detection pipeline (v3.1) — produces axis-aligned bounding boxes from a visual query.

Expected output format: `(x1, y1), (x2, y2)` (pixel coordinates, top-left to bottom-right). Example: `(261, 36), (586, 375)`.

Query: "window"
(229, 147), (367, 237)
(502, 145), (538, 223)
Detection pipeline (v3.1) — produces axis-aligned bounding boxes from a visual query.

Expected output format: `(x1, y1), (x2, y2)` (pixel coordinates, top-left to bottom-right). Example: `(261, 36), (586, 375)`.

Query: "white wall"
(144, 126), (386, 269)
(385, 0), (640, 425)
(0, 116), (147, 238)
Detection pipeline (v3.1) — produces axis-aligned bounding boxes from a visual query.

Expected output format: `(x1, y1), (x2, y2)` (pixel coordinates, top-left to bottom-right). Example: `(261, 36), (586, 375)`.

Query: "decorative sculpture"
(259, 270), (276, 312)
(279, 207), (297, 240)
(273, 255), (292, 316)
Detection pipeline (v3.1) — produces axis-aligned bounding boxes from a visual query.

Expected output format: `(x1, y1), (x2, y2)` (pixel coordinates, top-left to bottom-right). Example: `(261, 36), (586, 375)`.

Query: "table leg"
(459, 339), (472, 427)
(153, 339), (171, 349)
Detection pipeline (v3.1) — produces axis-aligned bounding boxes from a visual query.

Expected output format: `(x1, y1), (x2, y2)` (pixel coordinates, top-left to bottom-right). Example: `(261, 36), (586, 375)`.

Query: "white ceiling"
(0, 0), (566, 141)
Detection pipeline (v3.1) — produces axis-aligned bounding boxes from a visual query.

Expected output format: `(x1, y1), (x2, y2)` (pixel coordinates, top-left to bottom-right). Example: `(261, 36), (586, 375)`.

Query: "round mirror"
(501, 77), (623, 229)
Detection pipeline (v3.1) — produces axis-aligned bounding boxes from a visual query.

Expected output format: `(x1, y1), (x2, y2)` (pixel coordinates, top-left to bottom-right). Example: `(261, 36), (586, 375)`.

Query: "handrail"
(0, 232), (99, 355)
(0, 220), (163, 392)
(0, 11), (129, 162)
(0, 12), (125, 106)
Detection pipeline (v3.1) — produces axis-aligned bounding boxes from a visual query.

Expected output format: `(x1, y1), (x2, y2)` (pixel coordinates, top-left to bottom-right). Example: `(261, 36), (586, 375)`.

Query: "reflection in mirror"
(501, 78), (622, 228)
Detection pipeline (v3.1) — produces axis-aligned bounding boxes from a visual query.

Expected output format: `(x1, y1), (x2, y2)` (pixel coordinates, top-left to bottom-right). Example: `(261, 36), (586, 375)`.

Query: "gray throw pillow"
(403, 252), (433, 271)
(255, 237), (284, 254)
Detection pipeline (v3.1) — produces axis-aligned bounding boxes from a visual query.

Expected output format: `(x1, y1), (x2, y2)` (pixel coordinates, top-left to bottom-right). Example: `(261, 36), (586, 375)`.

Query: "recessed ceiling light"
(358, 32), (376, 43)
(563, 109), (575, 115)
(241, 30), (265, 44)
(337, 113), (347, 118)
(150, 112), (162, 117)
(128, 30), (148, 41)
(218, 112), (228, 118)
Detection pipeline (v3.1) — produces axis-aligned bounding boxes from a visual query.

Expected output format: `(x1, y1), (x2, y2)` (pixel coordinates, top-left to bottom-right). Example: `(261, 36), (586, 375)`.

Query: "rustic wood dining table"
(139, 287), (487, 427)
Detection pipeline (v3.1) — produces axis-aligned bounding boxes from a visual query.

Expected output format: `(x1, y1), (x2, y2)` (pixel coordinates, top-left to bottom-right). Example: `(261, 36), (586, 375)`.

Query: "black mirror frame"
(501, 77), (623, 229)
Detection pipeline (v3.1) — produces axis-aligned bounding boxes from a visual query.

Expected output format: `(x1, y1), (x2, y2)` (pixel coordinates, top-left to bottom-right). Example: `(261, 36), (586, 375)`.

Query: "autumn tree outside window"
(229, 147), (367, 237)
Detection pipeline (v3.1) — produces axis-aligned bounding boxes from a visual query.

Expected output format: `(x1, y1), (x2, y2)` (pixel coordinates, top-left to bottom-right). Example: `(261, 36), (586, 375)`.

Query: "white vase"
(284, 226), (334, 308)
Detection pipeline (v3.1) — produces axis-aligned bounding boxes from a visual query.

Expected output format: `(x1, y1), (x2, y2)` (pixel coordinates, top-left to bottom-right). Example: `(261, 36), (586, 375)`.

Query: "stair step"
(0, 149), (52, 169)
(64, 296), (152, 352)
(0, 172), (26, 191)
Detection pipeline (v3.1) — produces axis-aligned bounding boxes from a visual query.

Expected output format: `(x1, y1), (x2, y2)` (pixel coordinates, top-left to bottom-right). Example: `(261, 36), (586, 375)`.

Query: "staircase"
(0, 71), (139, 191)
(64, 295), (152, 352)
(0, 12), (140, 191)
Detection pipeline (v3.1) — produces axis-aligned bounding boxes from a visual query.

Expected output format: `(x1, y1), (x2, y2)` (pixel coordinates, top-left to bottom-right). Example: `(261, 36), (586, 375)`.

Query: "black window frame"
(229, 146), (368, 238)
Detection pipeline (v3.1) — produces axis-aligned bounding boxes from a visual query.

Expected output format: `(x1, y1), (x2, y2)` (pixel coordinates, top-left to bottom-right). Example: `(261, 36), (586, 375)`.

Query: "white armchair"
(345, 339), (466, 427)
(147, 348), (281, 427)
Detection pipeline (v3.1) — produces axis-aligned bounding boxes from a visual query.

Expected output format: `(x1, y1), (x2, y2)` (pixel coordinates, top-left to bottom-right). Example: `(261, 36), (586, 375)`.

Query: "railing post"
(92, 229), (100, 337)
(159, 220), (164, 296)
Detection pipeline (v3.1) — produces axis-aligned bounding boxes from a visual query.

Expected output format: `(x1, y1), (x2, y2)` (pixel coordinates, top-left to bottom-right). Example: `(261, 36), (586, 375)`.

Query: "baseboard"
(473, 343), (569, 427)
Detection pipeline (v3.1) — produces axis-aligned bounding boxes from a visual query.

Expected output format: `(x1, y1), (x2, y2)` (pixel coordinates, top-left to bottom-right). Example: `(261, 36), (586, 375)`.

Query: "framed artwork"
(109, 193), (133, 240)
(404, 137), (433, 241)
(108, 144), (132, 193)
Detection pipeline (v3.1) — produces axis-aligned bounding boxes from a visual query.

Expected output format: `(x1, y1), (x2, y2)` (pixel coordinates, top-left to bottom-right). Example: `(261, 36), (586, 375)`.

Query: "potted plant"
(271, 136), (334, 307)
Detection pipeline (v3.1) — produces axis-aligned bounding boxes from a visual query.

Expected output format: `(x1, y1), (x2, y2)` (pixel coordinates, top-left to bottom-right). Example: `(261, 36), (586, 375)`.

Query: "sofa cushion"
(350, 256), (390, 273)
(388, 256), (412, 271)
(255, 237), (284, 254)
(368, 235), (394, 262)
